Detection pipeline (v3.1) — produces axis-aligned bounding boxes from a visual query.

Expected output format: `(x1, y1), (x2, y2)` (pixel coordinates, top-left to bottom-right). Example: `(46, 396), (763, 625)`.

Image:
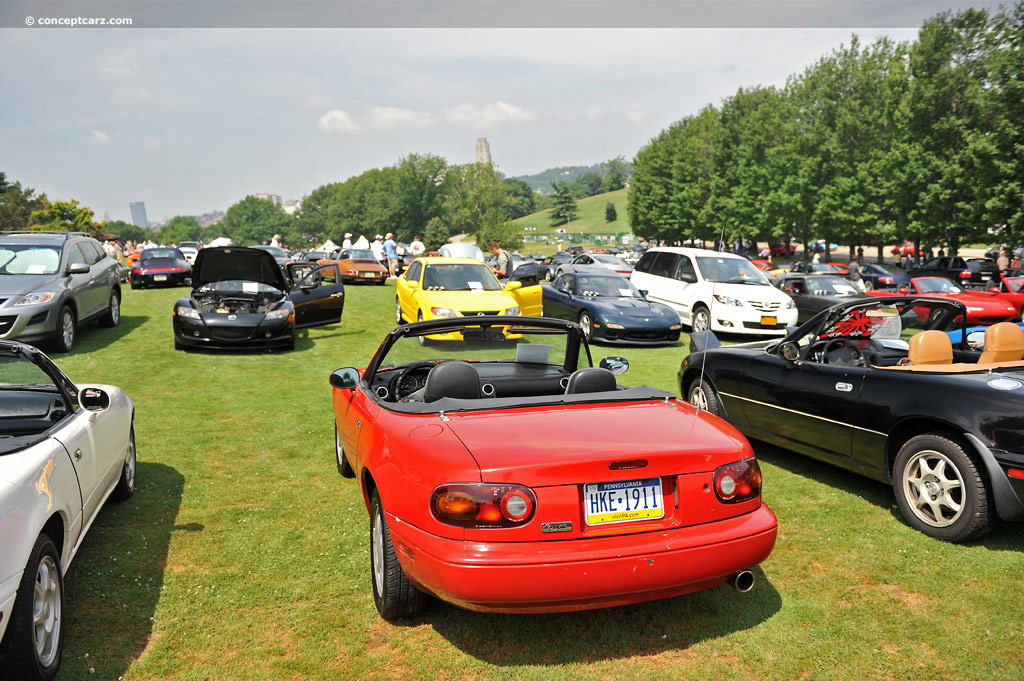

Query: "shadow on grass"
(64, 314), (150, 357)
(61, 462), (195, 679)
(426, 572), (782, 665)
(752, 439), (1024, 552)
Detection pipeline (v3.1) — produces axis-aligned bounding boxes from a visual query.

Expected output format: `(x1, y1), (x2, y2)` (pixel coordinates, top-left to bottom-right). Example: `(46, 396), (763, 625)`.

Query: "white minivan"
(630, 247), (797, 336)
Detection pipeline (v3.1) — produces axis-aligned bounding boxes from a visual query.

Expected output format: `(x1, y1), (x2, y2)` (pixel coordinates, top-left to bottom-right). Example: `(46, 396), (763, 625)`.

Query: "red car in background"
(891, 241), (918, 257)
(329, 316), (777, 619)
(770, 241), (797, 257)
(867, 276), (1018, 324)
(989, 276), (1024, 318)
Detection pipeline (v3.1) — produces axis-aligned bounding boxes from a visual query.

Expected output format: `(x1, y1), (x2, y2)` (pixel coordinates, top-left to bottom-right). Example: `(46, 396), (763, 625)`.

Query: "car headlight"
(265, 307), (292, 321)
(430, 307), (458, 318)
(785, 300), (796, 309)
(605, 322), (624, 329)
(175, 305), (201, 319)
(670, 323), (681, 330)
(14, 292), (55, 306)
(503, 307), (520, 316)
(713, 294), (743, 307)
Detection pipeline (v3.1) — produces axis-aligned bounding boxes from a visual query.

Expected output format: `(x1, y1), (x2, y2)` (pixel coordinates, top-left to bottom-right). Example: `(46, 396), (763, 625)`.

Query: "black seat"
(564, 367), (616, 394)
(424, 361), (481, 402)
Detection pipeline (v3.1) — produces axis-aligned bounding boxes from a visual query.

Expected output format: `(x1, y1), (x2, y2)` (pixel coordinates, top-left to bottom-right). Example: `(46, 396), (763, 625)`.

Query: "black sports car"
(173, 246), (345, 351)
(908, 255), (999, 289)
(778, 274), (869, 323)
(130, 247), (191, 288)
(678, 296), (1024, 543)
(544, 271), (681, 344)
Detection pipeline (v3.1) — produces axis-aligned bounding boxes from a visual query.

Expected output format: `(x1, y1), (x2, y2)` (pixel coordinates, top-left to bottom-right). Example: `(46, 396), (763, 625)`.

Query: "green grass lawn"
(52, 282), (1023, 680)
(513, 189), (631, 237)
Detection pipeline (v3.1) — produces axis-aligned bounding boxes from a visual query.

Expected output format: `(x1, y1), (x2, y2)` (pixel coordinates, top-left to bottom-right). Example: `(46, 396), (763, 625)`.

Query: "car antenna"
(695, 224), (727, 413)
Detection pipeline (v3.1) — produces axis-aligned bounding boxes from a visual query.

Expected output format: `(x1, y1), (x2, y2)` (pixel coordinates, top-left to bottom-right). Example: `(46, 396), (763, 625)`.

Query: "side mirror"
(505, 280), (523, 290)
(780, 341), (801, 362)
(639, 289), (649, 298)
(79, 387), (110, 411)
(599, 356), (629, 375)
(329, 367), (360, 390)
(966, 330), (986, 350)
(68, 262), (90, 275)
(898, 286), (909, 294)
(406, 280), (418, 289)
(557, 286), (571, 296)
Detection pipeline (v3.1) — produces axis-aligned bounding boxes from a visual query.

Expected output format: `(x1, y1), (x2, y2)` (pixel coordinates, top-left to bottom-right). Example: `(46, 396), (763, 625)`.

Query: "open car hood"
(191, 247), (288, 290)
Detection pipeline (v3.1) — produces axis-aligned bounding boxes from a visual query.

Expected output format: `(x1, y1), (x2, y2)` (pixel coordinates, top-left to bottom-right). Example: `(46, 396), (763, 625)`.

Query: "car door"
(64, 242), (103, 318)
(544, 274), (576, 320)
(81, 241), (115, 317)
(288, 264), (345, 328)
(740, 345), (866, 465)
(397, 261), (423, 322)
(51, 403), (126, 527)
(506, 263), (544, 316)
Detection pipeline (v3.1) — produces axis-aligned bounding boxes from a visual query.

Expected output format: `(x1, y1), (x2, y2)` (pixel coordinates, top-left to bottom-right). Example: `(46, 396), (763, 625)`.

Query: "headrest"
(564, 367), (617, 394)
(424, 361), (480, 402)
(909, 330), (953, 365)
(979, 322), (1024, 363)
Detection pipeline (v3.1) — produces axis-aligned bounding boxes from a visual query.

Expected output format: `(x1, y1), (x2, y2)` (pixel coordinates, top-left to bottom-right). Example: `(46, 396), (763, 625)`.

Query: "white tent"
(352, 235), (369, 249)
(208, 236), (233, 247)
(319, 239), (339, 252)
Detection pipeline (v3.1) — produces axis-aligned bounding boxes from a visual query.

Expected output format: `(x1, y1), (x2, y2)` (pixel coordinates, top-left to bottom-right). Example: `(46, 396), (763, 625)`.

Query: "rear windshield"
(141, 248), (184, 261)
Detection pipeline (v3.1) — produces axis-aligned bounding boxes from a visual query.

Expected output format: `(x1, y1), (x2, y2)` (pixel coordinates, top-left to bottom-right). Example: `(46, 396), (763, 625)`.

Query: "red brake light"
(431, 484), (537, 527)
(1009, 468), (1024, 480)
(959, 270), (972, 278)
(712, 459), (762, 504)
(880, 277), (894, 284)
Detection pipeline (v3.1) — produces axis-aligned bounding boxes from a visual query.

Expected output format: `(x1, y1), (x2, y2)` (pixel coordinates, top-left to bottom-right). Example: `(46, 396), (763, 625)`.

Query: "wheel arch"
(361, 468), (378, 515)
(885, 417), (968, 481)
(41, 512), (67, 567)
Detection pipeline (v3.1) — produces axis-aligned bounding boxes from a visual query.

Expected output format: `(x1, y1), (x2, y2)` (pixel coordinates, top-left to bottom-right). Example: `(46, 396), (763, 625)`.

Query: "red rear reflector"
(609, 459), (648, 470)
(1009, 468), (1024, 480)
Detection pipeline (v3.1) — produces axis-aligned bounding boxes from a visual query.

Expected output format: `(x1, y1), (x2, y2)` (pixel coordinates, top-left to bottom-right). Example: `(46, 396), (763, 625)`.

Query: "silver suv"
(0, 231), (121, 352)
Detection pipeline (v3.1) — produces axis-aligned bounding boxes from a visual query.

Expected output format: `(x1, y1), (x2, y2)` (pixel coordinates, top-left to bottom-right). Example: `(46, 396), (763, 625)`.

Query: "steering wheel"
(389, 362), (436, 401)
(821, 338), (867, 367)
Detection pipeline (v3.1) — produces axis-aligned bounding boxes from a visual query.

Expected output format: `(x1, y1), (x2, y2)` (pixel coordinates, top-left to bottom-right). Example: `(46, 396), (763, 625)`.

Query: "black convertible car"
(543, 272), (681, 344)
(778, 273), (869, 323)
(173, 247), (345, 351)
(678, 296), (1024, 543)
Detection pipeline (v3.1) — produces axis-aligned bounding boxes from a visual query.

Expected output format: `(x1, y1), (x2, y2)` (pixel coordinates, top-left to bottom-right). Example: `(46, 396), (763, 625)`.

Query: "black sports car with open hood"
(172, 246), (345, 351)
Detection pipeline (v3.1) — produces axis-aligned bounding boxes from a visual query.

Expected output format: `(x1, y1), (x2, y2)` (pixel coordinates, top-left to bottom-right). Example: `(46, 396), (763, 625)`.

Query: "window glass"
(648, 252), (681, 278)
(405, 261), (422, 282)
(674, 257), (696, 282)
(0, 246), (61, 275)
(81, 241), (105, 264)
(65, 243), (87, 267)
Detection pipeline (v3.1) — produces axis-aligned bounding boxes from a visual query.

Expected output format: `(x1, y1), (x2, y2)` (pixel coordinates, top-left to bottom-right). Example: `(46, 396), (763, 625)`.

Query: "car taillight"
(132, 268), (142, 274)
(880, 277), (894, 284)
(712, 459), (762, 504)
(959, 270), (972, 278)
(431, 483), (536, 527)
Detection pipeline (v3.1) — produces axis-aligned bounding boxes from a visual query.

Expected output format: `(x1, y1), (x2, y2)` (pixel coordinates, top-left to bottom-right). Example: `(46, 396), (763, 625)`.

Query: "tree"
(605, 202), (618, 222)
(571, 171), (605, 198)
(443, 163), (506, 239)
(0, 172), (40, 230)
(219, 195), (293, 245)
(394, 153), (449, 242)
(985, 3), (1024, 244)
(474, 208), (523, 251)
(500, 178), (536, 220)
(29, 195), (98, 235)
(549, 181), (578, 226)
(423, 216), (451, 251)
(157, 216), (202, 245)
(603, 156), (631, 191)
(103, 219), (149, 242)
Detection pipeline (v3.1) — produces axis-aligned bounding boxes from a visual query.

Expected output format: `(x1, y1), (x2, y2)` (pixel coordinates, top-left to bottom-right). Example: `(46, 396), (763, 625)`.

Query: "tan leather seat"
(979, 322), (1024, 363)
(908, 330), (953, 365)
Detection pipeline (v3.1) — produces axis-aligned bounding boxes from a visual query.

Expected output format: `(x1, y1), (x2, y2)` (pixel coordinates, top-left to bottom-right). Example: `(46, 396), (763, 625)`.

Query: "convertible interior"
(0, 389), (71, 454)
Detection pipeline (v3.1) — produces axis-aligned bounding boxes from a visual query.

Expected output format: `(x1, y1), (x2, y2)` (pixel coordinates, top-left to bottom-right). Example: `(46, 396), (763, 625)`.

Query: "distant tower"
(475, 137), (492, 165)
(129, 201), (149, 228)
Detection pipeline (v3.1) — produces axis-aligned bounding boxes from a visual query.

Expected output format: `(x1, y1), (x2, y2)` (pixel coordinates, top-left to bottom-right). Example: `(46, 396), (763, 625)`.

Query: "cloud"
(442, 101), (538, 128)
(304, 94), (334, 108)
(318, 109), (362, 134)
(624, 106), (649, 125)
(586, 106), (604, 120)
(368, 106), (438, 131)
(86, 130), (111, 145)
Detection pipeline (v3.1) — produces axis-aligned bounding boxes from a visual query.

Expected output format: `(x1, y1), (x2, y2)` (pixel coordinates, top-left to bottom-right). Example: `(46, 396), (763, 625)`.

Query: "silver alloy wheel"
(900, 448), (965, 527)
(689, 384), (709, 410)
(335, 427), (344, 468)
(60, 309), (75, 349)
(693, 307), (710, 332)
(110, 293), (121, 325)
(395, 299), (402, 324)
(579, 312), (592, 342)
(33, 555), (61, 667)
(372, 509), (385, 596)
(124, 433), (136, 491)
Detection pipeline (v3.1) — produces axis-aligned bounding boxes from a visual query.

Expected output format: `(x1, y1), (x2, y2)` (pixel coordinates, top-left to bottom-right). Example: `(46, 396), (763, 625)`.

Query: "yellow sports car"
(395, 257), (543, 341)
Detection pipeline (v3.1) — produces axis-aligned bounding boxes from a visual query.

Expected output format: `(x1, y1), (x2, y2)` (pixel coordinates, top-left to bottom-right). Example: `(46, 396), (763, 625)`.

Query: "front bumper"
(388, 504), (777, 613)
(593, 324), (681, 345)
(709, 306), (798, 337)
(0, 302), (58, 344)
(173, 315), (294, 350)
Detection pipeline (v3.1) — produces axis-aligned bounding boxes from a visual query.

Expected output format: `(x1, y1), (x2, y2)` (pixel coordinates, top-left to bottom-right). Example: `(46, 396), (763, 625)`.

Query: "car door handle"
(356, 419), (361, 429)
(330, 292), (344, 298)
(835, 382), (853, 392)
(74, 448), (83, 461)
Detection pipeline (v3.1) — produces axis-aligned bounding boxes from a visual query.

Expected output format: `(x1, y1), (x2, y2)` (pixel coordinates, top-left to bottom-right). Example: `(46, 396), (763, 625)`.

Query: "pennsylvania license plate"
(154, 274), (167, 281)
(583, 478), (664, 526)
(761, 316), (777, 326)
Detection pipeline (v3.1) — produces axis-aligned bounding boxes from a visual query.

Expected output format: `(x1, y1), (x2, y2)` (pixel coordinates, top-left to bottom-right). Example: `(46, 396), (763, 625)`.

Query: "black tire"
(336, 422), (354, 478)
(544, 269), (553, 282)
(686, 378), (723, 418)
(284, 333), (296, 351)
(395, 298), (404, 324)
(417, 311), (430, 346)
(370, 490), (428, 620)
(691, 305), (711, 333)
(892, 433), (992, 543)
(864, 280), (875, 291)
(111, 427), (137, 502)
(50, 305), (75, 354)
(578, 311), (593, 343)
(98, 289), (121, 328)
(0, 534), (64, 681)
(174, 339), (185, 351)
(130, 279), (137, 290)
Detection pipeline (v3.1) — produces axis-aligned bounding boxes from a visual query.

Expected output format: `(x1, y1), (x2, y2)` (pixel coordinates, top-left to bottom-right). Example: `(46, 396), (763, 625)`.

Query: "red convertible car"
(329, 317), (777, 619)
(868, 276), (1018, 325)
(989, 276), (1024, 319)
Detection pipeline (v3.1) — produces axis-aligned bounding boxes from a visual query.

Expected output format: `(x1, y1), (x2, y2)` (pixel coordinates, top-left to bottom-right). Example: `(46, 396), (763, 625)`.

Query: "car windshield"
(0, 356), (56, 390)
(575, 275), (642, 298)
(696, 256), (770, 285)
(791, 300), (959, 350)
(0, 245), (61, 275)
(915, 277), (962, 294)
(344, 249), (376, 260)
(195, 279), (282, 295)
(141, 248), (183, 260)
(593, 255), (626, 265)
(805, 276), (859, 296)
(1004, 277), (1024, 293)
(422, 264), (501, 291)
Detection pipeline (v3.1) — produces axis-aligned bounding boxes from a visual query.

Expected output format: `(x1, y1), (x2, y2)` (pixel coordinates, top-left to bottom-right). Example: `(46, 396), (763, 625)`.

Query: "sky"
(0, 1), (1002, 224)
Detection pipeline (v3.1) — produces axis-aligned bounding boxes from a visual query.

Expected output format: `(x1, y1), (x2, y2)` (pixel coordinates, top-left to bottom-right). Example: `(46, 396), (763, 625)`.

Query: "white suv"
(630, 247), (796, 336)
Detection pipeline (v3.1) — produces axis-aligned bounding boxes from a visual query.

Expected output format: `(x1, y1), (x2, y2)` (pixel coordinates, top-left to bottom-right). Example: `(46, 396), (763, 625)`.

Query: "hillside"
(508, 164), (605, 194)
(512, 188), (631, 235)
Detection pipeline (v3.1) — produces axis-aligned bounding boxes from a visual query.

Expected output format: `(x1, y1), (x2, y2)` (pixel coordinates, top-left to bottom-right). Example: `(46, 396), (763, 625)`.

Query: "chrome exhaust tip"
(729, 570), (755, 593)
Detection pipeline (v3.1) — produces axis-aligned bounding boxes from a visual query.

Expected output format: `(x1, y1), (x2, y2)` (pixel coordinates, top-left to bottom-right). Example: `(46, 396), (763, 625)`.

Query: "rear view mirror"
(329, 368), (360, 390)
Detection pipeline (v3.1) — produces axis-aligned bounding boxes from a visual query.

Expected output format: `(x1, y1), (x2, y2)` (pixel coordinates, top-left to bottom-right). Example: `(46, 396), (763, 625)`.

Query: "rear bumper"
(387, 504), (778, 613)
(131, 272), (189, 287)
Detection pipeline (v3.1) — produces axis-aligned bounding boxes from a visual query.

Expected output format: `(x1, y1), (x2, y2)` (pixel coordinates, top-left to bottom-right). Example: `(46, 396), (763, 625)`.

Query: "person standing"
(998, 249), (1011, 274)
(848, 255), (865, 292)
(342, 233), (353, 249)
(488, 241), (512, 281)
(370, 235), (384, 263)
(383, 232), (399, 279)
(410, 235), (425, 257)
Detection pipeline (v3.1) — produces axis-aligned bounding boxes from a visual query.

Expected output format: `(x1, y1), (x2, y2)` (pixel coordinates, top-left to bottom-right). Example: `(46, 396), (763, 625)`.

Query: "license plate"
(362, 272), (376, 278)
(154, 274), (167, 281)
(981, 275), (991, 281)
(761, 316), (777, 326)
(583, 478), (664, 526)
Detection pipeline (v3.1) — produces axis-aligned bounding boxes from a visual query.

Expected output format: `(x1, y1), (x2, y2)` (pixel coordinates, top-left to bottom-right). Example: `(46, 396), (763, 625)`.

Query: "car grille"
(623, 330), (676, 341)
(211, 328), (254, 341)
(747, 300), (781, 312)
(460, 310), (499, 316)
(0, 316), (14, 335)
(743, 320), (784, 329)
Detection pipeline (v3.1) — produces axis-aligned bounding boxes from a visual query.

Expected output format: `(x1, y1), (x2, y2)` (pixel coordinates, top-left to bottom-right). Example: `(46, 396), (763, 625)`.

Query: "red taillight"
(959, 270), (972, 278)
(712, 459), (762, 504)
(880, 277), (894, 284)
(431, 484), (537, 527)
(132, 268), (142, 274)
(1009, 468), (1024, 480)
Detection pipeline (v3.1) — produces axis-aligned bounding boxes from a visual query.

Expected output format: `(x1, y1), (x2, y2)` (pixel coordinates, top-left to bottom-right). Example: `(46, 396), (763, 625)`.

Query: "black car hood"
(595, 297), (676, 318)
(191, 247), (287, 290)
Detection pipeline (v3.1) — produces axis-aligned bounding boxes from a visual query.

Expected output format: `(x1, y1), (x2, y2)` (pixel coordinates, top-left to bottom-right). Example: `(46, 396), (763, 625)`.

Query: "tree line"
(627, 4), (1024, 262)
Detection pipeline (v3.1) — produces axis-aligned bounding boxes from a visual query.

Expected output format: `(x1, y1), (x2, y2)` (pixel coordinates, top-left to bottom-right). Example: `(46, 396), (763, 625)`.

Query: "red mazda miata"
(329, 316), (777, 619)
